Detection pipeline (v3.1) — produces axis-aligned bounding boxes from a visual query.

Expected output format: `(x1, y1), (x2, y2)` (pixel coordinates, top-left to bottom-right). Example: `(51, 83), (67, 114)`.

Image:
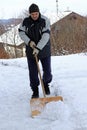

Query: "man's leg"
(27, 58), (39, 98)
(40, 56), (52, 94)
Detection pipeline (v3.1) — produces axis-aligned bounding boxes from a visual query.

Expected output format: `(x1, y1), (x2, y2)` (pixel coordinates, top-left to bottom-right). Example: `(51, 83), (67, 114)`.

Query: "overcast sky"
(0, 0), (87, 19)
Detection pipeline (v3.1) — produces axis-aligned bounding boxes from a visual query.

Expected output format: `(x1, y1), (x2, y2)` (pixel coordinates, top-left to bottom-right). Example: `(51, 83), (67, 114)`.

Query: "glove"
(33, 48), (39, 55)
(29, 41), (36, 49)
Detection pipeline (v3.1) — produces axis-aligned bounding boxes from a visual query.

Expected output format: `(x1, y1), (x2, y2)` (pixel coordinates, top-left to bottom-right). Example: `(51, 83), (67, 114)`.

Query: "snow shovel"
(30, 55), (63, 117)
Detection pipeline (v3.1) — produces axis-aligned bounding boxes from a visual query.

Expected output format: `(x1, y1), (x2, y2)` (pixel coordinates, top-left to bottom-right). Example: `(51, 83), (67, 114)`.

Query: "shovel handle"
(35, 55), (46, 97)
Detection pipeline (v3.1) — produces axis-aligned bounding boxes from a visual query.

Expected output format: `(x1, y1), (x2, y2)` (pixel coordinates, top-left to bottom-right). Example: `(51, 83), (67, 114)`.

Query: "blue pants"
(27, 56), (52, 90)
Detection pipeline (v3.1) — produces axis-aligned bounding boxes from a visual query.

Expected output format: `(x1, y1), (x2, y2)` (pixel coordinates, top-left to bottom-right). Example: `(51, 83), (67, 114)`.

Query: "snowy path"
(0, 55), (87, 130)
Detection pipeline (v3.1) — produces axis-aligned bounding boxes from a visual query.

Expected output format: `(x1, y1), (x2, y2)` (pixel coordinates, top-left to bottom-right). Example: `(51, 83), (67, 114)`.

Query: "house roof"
(51, 12), (87, 27)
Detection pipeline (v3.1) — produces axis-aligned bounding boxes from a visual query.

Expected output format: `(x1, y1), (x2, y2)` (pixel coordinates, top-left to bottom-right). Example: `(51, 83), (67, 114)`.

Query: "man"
(18, 3), (52, 98)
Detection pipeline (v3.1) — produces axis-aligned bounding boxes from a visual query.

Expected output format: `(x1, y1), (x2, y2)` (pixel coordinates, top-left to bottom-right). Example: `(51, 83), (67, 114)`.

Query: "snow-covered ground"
(0, 54), (87, 130)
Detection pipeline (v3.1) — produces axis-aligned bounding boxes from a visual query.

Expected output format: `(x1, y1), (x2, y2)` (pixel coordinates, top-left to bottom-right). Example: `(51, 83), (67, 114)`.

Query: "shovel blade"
(30, 96), (63, 117)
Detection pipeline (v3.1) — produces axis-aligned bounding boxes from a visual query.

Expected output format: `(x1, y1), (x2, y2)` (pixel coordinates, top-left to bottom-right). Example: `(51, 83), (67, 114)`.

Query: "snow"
(0, 53), (87, 130)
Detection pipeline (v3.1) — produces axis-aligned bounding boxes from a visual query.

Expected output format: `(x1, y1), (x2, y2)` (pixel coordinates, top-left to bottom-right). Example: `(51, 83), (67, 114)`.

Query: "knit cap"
(29, 3), (39, 13)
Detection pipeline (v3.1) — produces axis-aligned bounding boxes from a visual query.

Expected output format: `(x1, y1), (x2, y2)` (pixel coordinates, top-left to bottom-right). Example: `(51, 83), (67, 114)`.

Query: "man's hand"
(29, 41), (36, 49)
(33, 48), (39, 55)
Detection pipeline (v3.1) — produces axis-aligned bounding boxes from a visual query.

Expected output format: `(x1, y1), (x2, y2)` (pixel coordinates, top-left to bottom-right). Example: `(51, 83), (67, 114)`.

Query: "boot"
(44, 83), (50, 95)
(31, 87), (39, 98)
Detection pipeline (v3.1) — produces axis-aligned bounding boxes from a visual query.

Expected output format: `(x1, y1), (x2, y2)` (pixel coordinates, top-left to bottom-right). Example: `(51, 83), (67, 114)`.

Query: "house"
(51, 12), (87, 55)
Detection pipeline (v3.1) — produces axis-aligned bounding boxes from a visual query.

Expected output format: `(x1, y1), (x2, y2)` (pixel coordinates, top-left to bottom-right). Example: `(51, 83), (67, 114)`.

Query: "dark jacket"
(18, 14), (51, 59)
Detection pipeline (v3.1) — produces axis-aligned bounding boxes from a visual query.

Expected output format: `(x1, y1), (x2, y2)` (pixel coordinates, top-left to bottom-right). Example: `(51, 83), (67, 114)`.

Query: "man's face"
(30, 12), (39, 21)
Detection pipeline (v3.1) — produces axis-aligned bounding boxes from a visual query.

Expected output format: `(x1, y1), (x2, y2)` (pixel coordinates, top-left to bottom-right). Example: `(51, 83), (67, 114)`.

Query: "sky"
(0, 0), (87, 19)
(0, 53), (87, 129)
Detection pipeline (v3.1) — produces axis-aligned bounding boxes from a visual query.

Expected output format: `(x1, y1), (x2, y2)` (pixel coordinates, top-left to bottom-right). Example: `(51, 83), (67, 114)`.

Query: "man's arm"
(36, 16), (50, 50)
(18, 23), (30, 45)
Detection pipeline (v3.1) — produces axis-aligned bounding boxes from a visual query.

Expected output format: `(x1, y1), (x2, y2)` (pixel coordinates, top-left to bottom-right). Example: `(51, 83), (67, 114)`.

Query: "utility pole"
(56, 0), (58, 18)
